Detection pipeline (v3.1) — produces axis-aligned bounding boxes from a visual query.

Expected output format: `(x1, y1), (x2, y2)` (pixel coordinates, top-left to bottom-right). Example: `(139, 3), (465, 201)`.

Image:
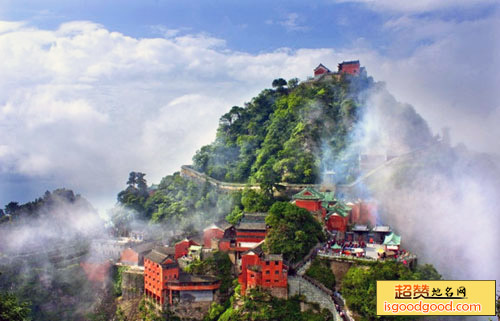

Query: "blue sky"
(0, 0), (498, 210)
(1, 1), (381, 52)
(3, 0), (495, 55)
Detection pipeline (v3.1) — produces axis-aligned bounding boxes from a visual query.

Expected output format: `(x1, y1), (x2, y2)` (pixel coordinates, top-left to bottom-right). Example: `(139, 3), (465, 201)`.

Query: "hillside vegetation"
(193, 75), (373, 187)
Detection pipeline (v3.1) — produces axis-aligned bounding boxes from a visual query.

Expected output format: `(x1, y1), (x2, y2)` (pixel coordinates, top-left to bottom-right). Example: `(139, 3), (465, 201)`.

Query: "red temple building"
(338, 60), (360, 75)
(312, 60), (361, 81)
(144, 246), (178, 305)
(120, 241), (155, 266)
(174, 238), (199, 260)
(293, 187), (378, 233)
(349, 201), (377, 226)
(292, 187), (324, 212)
(144, 246), (221, 308)
(203, 221), (235, 251)
(238, 242), (288, 299)
(235, 213), (267, 252)
(313, 63), (332, 76)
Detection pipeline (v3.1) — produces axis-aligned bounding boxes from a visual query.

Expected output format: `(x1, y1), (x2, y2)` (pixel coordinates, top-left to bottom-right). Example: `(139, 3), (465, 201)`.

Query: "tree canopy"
(0, 292), (31, 321)
(342, 262), (441, 321)
(264, 202), (325, 263)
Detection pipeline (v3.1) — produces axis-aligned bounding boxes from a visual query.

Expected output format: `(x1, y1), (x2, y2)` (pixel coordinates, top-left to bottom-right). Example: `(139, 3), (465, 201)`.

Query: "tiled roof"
(373, 226), (391, 232)
(130, 241), (156, 254)
(352, 225), (369, 232)
(339, 60), (360, 65)
(314, 63), (331, 72)
(236, 212), (267, 231)
(292, 187), (324, 200)
(264, 254), (283, 261)
(383, 233), (401, 246)
(144, 246), (175, 264)
(242, 241), (265, 256)
(175, 272), (219, 283)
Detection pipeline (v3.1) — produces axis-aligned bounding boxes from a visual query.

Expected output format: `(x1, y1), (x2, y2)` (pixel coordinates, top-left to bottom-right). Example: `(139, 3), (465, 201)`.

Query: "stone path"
(289, 275), (340, 321)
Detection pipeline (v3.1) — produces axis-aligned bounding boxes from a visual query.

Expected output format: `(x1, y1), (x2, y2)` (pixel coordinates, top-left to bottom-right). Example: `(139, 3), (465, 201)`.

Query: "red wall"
(120, 248), (139, 265)
(246, 269), (261, 290)
(219, 240), (230, 251)
(339, 63), (360, 75)
(261, 259), (287, 289)
(144, 258), (165, 303)
(349, 202), (376, 226)
(314, 66), (329, 76)
(238, 253), (287, 295)
(175, 240), (198, 259)
(326, 215), (348, 232)
(203, 228), (224, 248)
(144, 257), (180, 305)
(295, 199), (322, 212)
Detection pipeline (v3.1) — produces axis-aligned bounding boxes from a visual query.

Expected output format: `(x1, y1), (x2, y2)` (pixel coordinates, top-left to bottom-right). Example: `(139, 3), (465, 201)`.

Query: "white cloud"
(279, 13), (308, 31)
(0, 20), (346, 208)
(0, 11), (498, 215)
(360, 14), (500, 152)
(0, 20), (25, 33)
(267, 13), (309, 32)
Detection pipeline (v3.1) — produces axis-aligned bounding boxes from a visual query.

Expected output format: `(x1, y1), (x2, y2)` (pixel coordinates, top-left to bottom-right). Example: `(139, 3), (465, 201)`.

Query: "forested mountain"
(193, 75), (368, 186)
(192, 72), (434, 188)
(0, 189), (108, 321)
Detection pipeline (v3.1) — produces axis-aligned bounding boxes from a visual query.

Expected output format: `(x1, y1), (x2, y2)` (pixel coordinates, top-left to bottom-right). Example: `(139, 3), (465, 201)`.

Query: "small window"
(266, 280), (270, 283)
(266, 261), (270, 265)
(274, 280), (279, 283)
(250, 274), (254, 278)
(275, 270), (279, 275)
(275, 261), (279, 265)
(265, 270), (270, 275)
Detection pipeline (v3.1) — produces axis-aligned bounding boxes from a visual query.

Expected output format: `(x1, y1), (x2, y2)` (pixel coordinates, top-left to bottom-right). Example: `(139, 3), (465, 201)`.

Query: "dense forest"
(192, 75), (369, 187)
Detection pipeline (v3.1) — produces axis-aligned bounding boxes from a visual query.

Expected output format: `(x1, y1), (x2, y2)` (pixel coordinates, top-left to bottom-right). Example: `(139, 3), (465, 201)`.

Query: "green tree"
(135, 172), (148, 194)
(4, 202), (19, 215)
(413, 264), (441, 280)
(240, 188), (273, 212)
(305, 258), (336, 291)
(272, 78), (287, 88)
(342, 261), (439, 321)
(0, 292), (31, 321)
(264, 202), (325, 263)
(126, 172), (136, 186)
(287, 77), (300, 89)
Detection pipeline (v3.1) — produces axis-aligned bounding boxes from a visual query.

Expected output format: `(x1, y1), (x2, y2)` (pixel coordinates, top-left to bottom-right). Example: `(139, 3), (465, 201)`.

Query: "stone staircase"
(289, 275), (340, 321)
(297, 259), (311, 276)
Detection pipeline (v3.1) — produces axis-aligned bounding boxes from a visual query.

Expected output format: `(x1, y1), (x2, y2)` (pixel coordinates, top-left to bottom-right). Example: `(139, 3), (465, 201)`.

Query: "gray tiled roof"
(144, 246), (175, 264)
(236, 212), (267, 231)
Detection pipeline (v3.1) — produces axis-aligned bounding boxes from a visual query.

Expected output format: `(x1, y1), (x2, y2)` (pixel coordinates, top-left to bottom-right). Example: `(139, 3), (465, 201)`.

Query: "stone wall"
(269, 287), (288, 299)
(180, 165), (321, 197)
(122, 268), (144, 300)
(170, 301), (212, 320)
(329, 260), (353, 291)
(288, 275), (340, 321)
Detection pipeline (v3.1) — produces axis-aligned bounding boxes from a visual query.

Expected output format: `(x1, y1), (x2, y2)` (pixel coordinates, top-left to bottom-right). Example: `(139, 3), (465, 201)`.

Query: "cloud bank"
(0, 8), (498, 212)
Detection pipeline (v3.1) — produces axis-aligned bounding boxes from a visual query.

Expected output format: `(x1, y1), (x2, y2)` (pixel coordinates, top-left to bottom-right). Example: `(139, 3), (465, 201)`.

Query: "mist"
(0, 190), (115, 320)
(337, 80), (500, 286)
